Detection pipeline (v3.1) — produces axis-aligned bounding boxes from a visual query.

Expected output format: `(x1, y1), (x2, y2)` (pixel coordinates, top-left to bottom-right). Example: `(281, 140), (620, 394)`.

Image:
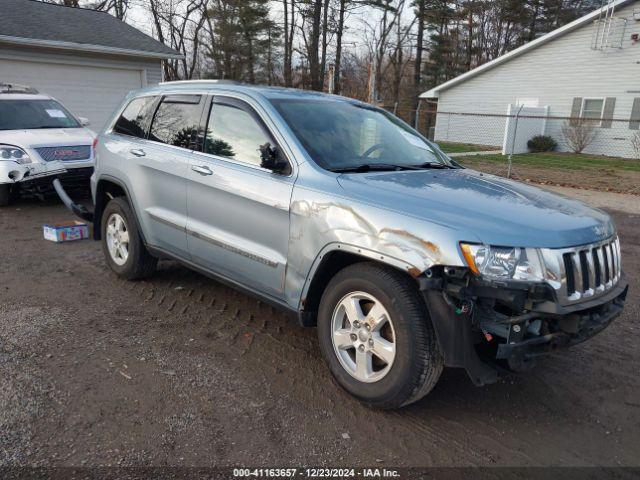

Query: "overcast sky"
(121, 0), (413, 60)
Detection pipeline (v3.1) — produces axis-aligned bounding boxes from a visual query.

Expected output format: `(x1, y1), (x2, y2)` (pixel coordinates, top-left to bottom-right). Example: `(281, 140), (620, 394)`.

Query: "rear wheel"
(101, 197), (157, 280)
(0, 184), (11, 206)
(317, 262), (443, 409)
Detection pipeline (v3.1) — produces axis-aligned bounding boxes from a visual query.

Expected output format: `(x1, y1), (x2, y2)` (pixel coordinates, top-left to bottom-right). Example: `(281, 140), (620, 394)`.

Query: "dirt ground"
(460, 158), (640, 196)
(0, 199), (639, 470)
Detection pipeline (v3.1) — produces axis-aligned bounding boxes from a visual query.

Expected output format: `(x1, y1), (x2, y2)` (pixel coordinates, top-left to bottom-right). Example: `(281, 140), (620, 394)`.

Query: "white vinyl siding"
(433, 1), (640, 158)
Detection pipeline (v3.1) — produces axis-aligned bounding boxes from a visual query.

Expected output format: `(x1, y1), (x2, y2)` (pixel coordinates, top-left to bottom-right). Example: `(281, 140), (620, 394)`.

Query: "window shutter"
(630, 98), (640, 130)
(570, 97), (582, 125)
(601, 97), (616, 128)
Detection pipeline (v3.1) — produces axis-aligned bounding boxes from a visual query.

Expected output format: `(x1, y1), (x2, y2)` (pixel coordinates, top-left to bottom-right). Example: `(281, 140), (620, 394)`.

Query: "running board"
(52, 178), (94, 222)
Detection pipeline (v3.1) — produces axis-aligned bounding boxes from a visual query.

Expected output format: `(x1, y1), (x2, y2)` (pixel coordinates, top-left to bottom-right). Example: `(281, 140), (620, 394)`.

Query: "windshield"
(0, 99), (80, 130)
(270, 99), (450, 171)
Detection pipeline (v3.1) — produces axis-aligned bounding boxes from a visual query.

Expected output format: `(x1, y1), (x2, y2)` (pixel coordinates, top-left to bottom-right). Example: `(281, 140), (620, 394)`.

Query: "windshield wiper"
(330, 163), (418, 173)
(408, 162), (453, 170)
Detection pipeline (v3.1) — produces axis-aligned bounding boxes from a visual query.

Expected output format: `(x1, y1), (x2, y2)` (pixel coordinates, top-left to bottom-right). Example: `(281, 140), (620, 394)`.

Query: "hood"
(337, 168), (615, 249)
(0, 128), (95, 148)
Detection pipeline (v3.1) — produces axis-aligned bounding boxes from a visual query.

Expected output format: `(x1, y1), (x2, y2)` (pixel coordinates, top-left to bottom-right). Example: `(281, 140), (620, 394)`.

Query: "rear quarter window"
(113, 96), (157, 139)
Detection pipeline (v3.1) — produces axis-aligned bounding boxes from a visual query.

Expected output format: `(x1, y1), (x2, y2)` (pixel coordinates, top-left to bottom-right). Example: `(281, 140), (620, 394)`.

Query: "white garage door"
(0, 58), (144, 131)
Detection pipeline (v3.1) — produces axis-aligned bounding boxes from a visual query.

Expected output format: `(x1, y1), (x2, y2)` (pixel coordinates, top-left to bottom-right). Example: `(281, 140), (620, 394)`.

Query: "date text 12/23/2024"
(233, 468), (401, 478)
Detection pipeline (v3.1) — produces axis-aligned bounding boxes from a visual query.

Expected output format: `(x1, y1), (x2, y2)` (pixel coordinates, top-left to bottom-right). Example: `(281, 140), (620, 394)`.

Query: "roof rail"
(159, 79), (243, 86)
(0, 83), (39, 94)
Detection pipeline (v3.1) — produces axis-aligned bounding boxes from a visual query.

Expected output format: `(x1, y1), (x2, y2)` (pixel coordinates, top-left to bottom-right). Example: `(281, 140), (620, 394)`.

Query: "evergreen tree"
(207, 0), (280, 83)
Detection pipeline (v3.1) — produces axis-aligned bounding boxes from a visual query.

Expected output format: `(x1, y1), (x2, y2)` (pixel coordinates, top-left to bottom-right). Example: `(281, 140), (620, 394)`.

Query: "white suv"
(0, 83), (95, 205)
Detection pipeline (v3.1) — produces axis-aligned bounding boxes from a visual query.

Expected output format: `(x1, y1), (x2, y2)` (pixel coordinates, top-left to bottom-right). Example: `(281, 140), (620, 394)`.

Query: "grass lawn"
(437, 141), (499, 154)
(458, 152), (640, 195)
(459, 152), (640, 172)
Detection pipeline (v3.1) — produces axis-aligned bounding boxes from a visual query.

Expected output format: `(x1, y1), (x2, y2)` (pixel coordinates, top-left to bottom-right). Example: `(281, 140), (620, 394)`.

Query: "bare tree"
(561, 120), (597, 154)
(148, 0), (208, 80)
(412, 0), (426, 124)
(282, 0), (297, 87)
(333, 0), (347, 94)
(632, 132), (640, 160)
(91, 0), (129, 19)
(40, 0), (129, 18)
(387, 1), (414, 107)
(307, 0), (324, 90)
(373, 0), (396, 101)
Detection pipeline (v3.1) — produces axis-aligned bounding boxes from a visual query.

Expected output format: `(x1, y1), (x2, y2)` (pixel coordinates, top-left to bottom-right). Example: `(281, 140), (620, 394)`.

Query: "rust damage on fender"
(379, 228), (441, 257)
(407, 266), (423, 278)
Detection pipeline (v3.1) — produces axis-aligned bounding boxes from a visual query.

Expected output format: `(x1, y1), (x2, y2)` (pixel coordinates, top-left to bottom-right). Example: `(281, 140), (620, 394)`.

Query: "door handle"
(130, 149), (146, 157)
(192, 165), (213, 176)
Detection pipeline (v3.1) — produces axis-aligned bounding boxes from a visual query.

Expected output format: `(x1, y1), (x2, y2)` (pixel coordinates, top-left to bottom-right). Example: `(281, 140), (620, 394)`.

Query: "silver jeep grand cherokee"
(62, 80), (628, 409)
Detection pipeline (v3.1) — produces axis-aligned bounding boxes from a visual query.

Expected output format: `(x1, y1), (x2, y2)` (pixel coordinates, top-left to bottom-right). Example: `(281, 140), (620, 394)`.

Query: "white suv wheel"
(105, 212), (130, 266)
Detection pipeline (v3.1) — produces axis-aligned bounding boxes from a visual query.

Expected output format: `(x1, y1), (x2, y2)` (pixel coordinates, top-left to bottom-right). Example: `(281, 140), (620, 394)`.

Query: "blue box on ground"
(43, 222), (90, 242)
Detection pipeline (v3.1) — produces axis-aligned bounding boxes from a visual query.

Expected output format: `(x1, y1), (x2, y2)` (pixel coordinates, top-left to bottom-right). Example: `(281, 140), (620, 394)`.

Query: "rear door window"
(149, 95), (204, 149)
(113, 96), (157, 138)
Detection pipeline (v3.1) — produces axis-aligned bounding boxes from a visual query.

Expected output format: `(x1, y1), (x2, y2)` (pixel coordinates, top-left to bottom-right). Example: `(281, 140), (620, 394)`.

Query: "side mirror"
(79, 117), (90, 127)
(260, 143), (290, 174)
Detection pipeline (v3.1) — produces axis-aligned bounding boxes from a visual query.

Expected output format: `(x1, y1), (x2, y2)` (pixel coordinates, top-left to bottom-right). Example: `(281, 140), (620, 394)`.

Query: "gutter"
(0, 35), (184, 60)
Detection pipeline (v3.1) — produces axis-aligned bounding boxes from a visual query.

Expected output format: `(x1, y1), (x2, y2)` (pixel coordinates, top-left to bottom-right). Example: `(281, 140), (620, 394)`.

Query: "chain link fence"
(384, 105), (640, 194)
(387, 105), (640, 160)
(426, 111), (640, 161)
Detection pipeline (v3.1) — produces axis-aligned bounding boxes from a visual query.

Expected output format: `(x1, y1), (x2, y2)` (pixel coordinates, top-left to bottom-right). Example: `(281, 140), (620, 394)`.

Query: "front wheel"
(317, 262), (443, 409)
(101, 197), (157, 280)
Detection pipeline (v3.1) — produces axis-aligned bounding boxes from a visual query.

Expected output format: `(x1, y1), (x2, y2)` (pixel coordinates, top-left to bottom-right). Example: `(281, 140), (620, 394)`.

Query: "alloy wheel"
(105, 213), (130, 266)
(331, 291), (396, 383)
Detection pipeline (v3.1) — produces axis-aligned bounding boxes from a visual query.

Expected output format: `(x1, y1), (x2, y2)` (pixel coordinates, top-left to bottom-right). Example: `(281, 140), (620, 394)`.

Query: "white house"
(421, 0), (640, 159)
(0, 0), (182, 130)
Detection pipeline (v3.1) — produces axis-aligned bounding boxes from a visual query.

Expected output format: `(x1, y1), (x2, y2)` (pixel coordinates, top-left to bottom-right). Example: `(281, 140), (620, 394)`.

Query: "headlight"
(0, 145), (32, 164)
(460, 243), (545, 282)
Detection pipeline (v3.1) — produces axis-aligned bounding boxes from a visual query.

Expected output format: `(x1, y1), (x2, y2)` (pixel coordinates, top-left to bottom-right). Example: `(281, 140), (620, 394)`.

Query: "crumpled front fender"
(285, 180), (470, 309)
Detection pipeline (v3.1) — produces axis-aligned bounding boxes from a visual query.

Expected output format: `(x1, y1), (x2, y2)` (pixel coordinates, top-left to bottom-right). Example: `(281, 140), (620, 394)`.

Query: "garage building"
(0, 0), (181, 130)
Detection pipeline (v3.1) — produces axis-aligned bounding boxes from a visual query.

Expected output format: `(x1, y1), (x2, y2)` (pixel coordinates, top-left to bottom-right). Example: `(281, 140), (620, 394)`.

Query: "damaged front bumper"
(420, 269), (629, 387)
(0, 159), (68, 185)
(494, 280), (627, 360)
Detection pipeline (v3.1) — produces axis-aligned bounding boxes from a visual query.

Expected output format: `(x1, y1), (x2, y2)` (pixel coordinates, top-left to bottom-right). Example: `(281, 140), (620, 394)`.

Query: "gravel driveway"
(0, 199), (638, 469)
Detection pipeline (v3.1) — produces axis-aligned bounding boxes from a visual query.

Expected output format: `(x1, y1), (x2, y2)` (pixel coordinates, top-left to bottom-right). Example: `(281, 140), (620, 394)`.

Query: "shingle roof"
(0, 0), (182, 59)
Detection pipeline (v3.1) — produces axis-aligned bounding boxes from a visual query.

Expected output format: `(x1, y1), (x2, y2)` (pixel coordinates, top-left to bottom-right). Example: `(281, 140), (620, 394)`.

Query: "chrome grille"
(36, 145), (91, 162)
(541, 236), (621, 306)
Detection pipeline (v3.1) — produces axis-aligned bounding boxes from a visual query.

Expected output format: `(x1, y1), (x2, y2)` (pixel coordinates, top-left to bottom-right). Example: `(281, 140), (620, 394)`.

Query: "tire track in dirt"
(96, 261), (494, 466)
(3, 203), (639, 467)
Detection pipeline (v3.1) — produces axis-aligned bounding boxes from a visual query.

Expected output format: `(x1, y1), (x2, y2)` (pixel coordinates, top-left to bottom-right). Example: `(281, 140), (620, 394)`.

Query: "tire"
(101, 197), (157, 280)
(317, 262), (443, 409)
(0, 184), (10, 206)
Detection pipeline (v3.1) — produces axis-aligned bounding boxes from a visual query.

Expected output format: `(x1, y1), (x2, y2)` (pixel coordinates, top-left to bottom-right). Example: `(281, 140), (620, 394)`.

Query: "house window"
(581, 98), (605, 123)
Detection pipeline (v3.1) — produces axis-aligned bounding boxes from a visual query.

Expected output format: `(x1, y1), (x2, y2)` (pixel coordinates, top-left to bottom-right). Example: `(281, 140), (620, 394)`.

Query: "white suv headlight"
(460, 243), (545, 282)
(0, 145), (32, 164)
